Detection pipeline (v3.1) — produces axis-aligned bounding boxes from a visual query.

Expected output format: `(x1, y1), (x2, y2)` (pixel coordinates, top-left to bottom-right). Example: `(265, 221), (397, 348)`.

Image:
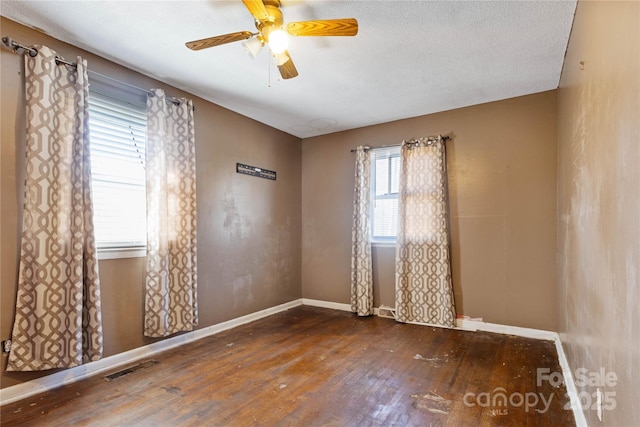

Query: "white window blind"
(370, 146), (400, 242)
(88, 92), (147, 249)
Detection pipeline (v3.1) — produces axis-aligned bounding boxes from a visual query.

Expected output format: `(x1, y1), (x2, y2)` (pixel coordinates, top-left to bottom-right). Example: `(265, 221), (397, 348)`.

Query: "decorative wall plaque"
(236, 163), (276, 180)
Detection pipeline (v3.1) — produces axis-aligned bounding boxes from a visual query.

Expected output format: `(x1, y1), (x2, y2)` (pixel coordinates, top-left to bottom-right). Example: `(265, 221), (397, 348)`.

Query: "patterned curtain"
(350, 146), (374, 316)
(395, 136), (456, 327)
(144, 89), (198, 337)
(7, 46), (103, 371)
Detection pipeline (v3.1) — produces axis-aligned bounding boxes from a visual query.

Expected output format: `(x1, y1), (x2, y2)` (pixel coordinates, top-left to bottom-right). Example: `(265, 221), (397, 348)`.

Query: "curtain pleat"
(7, 46), (103, 371)
(350, 146), (374, 316)
(144, 89), (198, 337)
(395, 137), (456, 327)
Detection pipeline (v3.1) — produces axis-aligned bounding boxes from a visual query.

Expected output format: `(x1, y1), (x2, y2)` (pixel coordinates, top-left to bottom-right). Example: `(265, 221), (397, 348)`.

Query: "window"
(88, 91), (147, 257)
(370, 146), (401, 243)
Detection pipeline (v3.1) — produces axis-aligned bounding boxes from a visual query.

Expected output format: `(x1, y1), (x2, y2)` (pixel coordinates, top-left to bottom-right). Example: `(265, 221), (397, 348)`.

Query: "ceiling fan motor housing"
(256, 0), (284, 42)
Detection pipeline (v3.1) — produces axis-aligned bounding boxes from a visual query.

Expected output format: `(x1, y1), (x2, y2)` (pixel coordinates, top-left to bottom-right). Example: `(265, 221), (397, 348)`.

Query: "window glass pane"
(374, 156), (389, 196)
(370, 146), (401, 241)
(390, 155), (400, 194)
(88, 92), (147, 248)
(372, 198), (398, 237)
(92, 182), (146, 246)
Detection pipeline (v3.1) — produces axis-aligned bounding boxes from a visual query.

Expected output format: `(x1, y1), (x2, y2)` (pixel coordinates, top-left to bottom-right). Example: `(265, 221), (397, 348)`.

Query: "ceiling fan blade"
(242, 0), (269, 21)
(277, 51), (299, 80)
(186, 31), (253, 50)
(286, 18), (358, 37)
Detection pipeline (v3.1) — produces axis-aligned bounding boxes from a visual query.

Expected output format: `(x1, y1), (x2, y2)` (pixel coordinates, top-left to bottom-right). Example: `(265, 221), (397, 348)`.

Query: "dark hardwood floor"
(1, 306), (575, 426)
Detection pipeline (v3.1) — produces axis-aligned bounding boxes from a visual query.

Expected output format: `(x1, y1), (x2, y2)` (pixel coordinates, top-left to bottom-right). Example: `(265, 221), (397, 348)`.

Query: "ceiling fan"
(185, 0), (358, 80)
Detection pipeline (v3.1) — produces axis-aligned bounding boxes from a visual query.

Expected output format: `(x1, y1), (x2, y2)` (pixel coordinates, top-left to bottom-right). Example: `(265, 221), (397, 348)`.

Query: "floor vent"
(103, 359), (158, 382)
(377, 306), (396, 319)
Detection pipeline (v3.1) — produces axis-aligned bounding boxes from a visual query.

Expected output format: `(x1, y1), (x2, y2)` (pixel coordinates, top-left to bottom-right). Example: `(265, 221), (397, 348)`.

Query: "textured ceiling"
(1, 1), (576, 138)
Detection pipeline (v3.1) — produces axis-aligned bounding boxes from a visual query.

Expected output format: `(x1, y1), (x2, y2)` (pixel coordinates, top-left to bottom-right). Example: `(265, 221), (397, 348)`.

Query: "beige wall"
(0, 18), (302, 389)
(301, 91), (558, 331)
(557, 1), (640, 425)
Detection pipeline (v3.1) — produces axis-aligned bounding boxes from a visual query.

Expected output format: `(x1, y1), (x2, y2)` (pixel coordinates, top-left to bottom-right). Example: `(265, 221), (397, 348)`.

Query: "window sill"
(371, 241), (397, 248)
(97, 246), (146, 260)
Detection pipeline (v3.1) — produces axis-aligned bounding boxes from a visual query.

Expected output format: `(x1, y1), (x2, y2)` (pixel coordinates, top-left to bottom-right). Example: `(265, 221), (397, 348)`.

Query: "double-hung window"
(88, 91), (147, 258)
(370, 146), (401, 244)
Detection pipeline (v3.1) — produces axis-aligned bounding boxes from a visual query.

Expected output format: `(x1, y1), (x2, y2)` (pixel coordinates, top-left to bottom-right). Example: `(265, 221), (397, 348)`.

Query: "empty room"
(0, 1), (638, 426)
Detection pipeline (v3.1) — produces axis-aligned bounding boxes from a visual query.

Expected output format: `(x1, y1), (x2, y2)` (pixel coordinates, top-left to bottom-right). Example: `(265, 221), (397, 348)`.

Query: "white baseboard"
(301, 298), (387, 316)
(554, 338), (588, 427)
(454, 318), (558, 341)
(301, 298), (351, 312)
(1, 297), (585, 427)
(0, 299), (303, 406)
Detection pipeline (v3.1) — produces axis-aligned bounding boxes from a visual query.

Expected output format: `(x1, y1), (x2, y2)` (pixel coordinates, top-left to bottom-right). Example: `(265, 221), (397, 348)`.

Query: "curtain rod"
(350, 135), (450, 153)
(1, 36), (190, 109)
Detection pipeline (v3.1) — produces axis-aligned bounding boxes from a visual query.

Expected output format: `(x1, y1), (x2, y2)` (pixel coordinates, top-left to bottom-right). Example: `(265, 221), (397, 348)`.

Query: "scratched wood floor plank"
(1, 306), (575, 426)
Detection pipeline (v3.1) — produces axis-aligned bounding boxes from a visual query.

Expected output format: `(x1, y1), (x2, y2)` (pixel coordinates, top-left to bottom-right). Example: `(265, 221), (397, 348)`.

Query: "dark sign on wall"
(236, 163), (276, 181)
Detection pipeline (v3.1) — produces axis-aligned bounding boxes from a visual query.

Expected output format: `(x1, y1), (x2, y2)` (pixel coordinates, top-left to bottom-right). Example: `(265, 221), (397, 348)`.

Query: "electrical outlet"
(596, 388), (603, 422)
(1, 339), (11, 353)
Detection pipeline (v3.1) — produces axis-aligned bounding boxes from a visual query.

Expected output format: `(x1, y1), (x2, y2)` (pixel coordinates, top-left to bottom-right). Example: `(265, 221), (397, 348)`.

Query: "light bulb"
(268, 29), (289, 54)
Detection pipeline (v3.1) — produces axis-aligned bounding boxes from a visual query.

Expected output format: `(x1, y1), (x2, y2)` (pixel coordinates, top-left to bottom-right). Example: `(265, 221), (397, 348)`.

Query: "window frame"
(369, 146), (401, 245)
(88, 82), (148, 260)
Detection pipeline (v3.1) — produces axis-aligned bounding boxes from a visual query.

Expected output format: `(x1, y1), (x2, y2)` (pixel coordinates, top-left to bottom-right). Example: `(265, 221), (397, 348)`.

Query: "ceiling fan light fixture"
(242, 36), (263, 59)
(268, 29), (289, 54)
(185, 0), (358, 80)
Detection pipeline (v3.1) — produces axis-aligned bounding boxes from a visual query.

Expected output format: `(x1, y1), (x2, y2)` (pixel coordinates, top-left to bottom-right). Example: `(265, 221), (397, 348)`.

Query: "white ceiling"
(1, 1), (576, 138)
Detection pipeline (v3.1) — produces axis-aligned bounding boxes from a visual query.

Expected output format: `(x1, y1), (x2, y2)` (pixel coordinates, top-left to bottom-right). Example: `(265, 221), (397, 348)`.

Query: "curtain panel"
(350, 146), (374, 316)
(395, 137), (456, 327)
(7, 46), (103, 371)
(144, 89), (198, 337)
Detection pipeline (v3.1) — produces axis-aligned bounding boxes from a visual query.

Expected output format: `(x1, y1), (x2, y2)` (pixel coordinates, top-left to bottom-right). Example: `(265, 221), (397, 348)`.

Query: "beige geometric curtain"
(7, 46), (103, 371)
(395, 136), (456, 327)
(350, 146), (374, 316)
(144, 89), (198, 337)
